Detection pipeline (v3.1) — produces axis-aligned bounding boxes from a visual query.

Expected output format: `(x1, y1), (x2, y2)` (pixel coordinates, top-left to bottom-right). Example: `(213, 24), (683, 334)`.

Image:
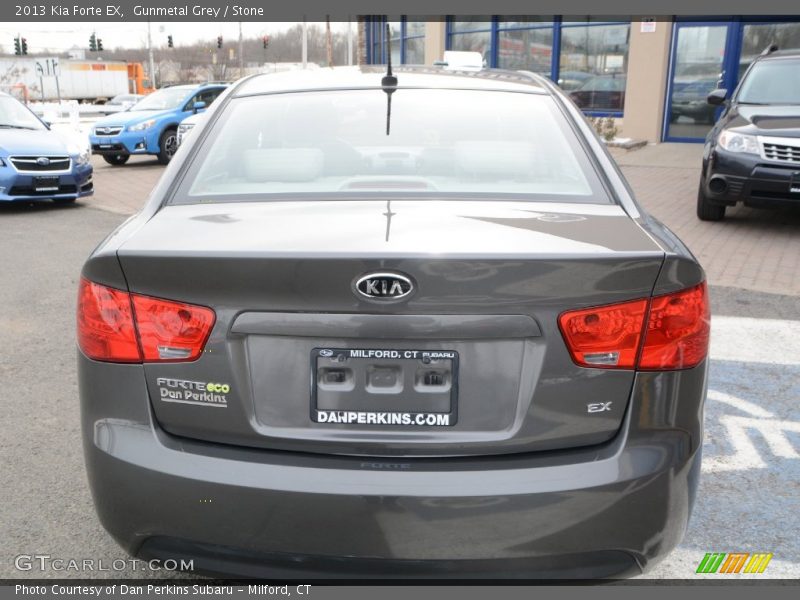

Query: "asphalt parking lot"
(1, 147), (799, 580)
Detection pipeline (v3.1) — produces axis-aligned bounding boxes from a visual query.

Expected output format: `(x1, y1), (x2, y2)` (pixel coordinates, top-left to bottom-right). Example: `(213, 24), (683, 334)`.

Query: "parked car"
(569, 75), (626, 110)
(670, 78), (719, 124)
(101, 93), (144, 114)
(698, 47), (800, 220)
(0, 92), (93, 204)
(88, 82), (228, 165)
(78, 66), (709, 579)
(176, 111), (203, 147)
(556, 70), (594, 91)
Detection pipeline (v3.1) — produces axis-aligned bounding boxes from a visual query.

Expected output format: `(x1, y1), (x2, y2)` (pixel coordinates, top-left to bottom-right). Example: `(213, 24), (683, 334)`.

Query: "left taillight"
(77, 278), (215, 363)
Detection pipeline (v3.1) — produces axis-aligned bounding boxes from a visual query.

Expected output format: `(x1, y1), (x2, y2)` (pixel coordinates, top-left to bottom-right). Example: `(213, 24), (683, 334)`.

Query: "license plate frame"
(310, 347), (459, 427)
(33, 176), (59, 192)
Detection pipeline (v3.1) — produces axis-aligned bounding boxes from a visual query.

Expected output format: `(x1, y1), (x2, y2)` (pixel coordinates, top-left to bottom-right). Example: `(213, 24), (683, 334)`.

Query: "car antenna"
(381, 23), (398, 136)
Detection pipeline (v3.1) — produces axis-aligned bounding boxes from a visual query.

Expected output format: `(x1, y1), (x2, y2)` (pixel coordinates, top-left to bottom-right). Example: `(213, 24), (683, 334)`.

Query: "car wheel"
(157, 128), (178, 164)
(697, 178), (726, 221)
(103, 154), (129, 166)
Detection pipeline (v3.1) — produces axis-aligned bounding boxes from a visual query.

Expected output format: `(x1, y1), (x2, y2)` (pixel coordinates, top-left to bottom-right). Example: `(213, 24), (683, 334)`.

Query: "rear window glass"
(172, 88), (609, 204)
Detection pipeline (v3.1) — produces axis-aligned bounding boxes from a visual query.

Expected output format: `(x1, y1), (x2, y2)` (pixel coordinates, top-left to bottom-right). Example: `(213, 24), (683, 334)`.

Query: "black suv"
(698, 47), (800, 221)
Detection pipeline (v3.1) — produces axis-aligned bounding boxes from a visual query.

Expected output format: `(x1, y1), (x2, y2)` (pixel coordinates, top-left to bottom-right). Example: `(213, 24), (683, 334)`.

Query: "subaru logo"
(36, 157), (50, 166)
(355, 272), (414, 302)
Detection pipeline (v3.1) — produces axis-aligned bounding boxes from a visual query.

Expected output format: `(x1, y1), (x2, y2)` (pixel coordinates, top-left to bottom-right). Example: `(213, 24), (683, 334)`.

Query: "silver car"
(77, 66), (709, 579)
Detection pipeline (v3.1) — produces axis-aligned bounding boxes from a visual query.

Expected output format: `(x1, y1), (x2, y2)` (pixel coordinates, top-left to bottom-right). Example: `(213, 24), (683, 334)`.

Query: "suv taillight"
(77, 278), (215, 363)
(558, 282), (710, 371)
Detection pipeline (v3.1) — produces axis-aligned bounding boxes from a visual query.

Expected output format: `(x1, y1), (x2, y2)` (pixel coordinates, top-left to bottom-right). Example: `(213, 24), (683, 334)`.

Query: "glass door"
(665, 23), (732, 142)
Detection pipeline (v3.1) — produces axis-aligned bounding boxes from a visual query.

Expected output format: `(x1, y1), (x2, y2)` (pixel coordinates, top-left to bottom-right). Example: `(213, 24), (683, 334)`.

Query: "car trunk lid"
(117, 199), (665, 457)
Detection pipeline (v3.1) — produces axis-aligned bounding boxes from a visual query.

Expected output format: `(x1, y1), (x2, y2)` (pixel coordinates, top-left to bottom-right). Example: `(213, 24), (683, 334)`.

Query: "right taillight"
(638, 282), (710, 370)
(77, 278), (215, 363)
(559, 281), (710, 371)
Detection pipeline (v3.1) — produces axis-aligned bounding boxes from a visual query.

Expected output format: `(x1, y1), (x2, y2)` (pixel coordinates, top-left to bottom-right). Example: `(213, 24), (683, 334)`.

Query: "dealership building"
(360, 18), (800, 143)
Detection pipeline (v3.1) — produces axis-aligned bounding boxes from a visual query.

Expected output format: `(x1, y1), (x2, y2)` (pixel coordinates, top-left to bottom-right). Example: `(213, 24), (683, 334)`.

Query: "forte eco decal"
(156, 377), (230, 408)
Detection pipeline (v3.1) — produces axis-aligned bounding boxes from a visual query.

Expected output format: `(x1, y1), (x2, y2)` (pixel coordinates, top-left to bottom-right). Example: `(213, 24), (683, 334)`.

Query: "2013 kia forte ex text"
(77, 66), (710, 580)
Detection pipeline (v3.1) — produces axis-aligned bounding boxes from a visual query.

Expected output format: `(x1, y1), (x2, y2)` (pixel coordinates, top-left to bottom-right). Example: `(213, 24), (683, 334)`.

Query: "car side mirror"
(707, 89), (728, 106)
(192, 101), (207, 114)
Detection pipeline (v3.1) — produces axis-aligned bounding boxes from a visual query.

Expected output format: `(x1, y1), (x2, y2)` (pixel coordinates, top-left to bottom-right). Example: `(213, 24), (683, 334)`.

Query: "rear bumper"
(80, 354), (707, 579)
(705, 148), (800, 208)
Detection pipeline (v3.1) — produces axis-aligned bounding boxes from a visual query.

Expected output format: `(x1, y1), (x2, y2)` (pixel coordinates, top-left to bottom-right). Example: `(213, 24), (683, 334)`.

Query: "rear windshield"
(737, 59), (800, 105)
(172, 88), (609, 204)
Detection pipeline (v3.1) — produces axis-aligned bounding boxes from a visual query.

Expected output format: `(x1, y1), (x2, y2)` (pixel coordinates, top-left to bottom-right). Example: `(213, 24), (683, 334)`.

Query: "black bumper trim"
(138, 536), (642, 580)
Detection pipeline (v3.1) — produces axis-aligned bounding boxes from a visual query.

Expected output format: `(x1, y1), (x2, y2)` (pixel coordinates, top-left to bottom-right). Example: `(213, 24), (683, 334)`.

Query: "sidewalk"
(610, 143), (800, 297)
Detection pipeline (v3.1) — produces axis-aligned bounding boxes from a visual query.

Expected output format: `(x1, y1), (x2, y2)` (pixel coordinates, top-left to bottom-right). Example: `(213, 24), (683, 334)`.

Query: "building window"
(447, 18), (493, 65)
(444, 17), (630, 115)
(366, 17), (426, 64)
(497, 19), (555, 75)
(739, 22), (800, 79)
(558, 22), (630, 112)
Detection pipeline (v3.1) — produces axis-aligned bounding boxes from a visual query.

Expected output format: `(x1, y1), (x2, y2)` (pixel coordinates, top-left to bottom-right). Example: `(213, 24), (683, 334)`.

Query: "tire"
(103, 154), (129, 166)
(157, 128), (178, 165)
(697, 178), (726, 221)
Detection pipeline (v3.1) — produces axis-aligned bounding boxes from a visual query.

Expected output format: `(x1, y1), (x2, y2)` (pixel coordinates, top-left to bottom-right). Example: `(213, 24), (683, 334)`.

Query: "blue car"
(0, 92), (93, 204)
(89, 83), (228, 165)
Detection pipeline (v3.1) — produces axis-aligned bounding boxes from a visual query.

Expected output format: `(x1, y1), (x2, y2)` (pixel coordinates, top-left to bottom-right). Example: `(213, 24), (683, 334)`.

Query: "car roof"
(759, 48), (800, 60)
(233, 65), (550, 97)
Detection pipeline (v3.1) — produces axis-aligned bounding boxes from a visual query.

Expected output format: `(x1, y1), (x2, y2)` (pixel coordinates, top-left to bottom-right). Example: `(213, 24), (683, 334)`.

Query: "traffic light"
(89, 33), (97, 51)
(21, 38), (28, 55)
(97, 38), (103, 51)
(262, 35), (270, 49)
(167, 35), (173, 48)
(216, 36), (222, 49)
(13, 36), (21, 55)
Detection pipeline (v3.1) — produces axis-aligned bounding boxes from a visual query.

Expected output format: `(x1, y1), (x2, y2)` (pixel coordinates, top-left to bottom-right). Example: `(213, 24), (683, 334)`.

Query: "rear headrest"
(243, 148), (324, 183)
(454, 141), (537, 179)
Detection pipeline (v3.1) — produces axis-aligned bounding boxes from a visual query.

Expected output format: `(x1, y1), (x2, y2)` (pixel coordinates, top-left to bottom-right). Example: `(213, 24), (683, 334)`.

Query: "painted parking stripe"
(710, 315), (800, 365)
(704, 315), (800, 473)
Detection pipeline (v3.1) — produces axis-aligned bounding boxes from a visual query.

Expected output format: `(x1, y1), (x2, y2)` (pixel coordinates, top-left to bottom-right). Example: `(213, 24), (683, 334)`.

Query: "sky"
(0, 21), (353, 54)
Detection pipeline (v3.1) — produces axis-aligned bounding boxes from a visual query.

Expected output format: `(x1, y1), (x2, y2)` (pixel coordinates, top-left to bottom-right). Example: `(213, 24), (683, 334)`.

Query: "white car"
(177, 111), (204, 146)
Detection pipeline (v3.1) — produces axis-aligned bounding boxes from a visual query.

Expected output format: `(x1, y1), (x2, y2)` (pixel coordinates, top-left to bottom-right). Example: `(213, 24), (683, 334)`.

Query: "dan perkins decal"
(156, 377), (230, 408)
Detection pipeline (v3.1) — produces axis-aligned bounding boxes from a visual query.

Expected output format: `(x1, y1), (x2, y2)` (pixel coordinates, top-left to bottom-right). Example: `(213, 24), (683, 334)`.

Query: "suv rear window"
(172, 88), (609, 204)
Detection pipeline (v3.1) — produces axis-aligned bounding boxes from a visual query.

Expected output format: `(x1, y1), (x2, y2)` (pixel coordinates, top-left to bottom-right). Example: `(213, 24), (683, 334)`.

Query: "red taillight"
(131, 294), (215, 362)
(559, 282), (710, 371)
(639, 282), (710, 370)
(558, 298), (648, 369)
(77, 278), (141, 363)
(77, 278), (215, 363)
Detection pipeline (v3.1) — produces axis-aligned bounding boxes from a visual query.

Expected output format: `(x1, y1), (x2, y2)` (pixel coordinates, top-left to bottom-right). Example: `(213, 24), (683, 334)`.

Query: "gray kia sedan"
(77, 66), (709, 579)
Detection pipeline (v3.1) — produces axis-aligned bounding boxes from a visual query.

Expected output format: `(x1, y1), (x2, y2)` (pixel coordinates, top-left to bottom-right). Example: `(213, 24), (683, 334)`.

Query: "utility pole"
(302, 18), (308, 69)
(326, 17), (333, 67)
(347, 18), (353, 66)
(147, 20), (156, 89)
(238, 21), (244, 77)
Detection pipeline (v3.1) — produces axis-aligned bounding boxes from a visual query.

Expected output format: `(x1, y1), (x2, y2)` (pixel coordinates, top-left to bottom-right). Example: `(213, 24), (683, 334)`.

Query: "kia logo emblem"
(36, 157), (50, 166)
(354, 272), (414, 302)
